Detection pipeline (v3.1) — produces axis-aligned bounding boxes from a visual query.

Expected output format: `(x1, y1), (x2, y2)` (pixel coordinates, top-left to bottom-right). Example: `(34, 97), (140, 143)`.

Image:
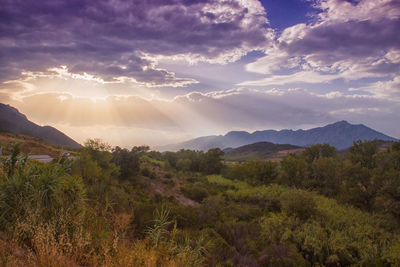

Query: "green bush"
(280, 190), (317, 221)
(181, 184), (209, 202)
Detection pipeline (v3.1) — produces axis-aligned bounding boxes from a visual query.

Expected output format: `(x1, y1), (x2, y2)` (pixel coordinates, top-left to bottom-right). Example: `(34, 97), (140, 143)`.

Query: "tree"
(176, 158), (192, 172)
(112, 146), (148, 179)
(348, 140), (378, 169)
(309, 157), (341, 196)
(164, 151), (178, 169)
(303, 144), (336, 164)
(72, 139), (119, 203)
(201, 148), (224, 174)
(340, 161), (375, 210)
(375, 169), (400, 221)
(280, 154), (308, 187)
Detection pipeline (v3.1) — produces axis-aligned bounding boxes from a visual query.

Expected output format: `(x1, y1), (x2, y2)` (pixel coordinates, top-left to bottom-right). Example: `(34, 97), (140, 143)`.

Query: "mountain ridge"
(160, 121), (397, 151)
(0, 103), (82, 149)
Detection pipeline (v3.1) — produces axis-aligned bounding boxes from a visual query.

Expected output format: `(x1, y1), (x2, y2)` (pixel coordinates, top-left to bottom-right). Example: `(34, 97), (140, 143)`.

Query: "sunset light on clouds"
(1, 0), (399, 147)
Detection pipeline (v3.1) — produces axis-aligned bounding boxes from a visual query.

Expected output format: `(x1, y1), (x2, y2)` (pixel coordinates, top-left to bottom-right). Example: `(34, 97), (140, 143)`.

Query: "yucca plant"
(146, 205), (172, 247)
(0, 144), (87, 238)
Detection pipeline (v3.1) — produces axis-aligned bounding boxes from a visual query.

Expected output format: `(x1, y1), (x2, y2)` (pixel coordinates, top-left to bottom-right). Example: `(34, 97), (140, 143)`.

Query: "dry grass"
(0, 132), (77, 157)
(0, 209), (204, 267)
(0, 235), (204, 267)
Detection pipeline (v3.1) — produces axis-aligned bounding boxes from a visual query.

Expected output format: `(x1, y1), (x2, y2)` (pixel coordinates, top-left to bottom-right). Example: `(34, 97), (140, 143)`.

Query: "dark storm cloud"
(0, 0), (272, 85)
(280, 19), (400, 66)
(277, 0), (400, 70)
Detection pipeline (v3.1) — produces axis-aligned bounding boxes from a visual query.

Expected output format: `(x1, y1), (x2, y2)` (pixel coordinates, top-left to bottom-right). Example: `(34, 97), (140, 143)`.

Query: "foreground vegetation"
(1, 138), (400, 266)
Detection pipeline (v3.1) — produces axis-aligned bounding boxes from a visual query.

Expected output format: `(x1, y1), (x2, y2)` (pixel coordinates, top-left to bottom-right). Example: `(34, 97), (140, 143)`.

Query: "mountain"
(0, 103), (82, 149)
(224, 141), (303, 161)
(161, 121), (397, 151)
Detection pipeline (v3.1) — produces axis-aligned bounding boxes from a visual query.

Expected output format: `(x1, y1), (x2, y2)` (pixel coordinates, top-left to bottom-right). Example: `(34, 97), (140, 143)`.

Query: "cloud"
(243, 0), (400, 92)
(0, 0), (273, 86)
(239, 70), (340, 86)
(244, 47), (301, 75)
(2, 0), (399, 145)
(9, 86), (399, 145)
(15, 93), (177, 128)
(350, 76), (400, 100)
(316, 0), (400, 22)
(285, 0), (400, 67)
(280, 19), (400, 66)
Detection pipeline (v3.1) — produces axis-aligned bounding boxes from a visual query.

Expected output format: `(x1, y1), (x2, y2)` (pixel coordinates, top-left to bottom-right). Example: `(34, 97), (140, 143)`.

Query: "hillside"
(0, 132), (77, 157)
(2, 137), (400, 266)
(0, 103), (82, 149)
(161, 120), (397, 151)
(224, 141), (303, 161)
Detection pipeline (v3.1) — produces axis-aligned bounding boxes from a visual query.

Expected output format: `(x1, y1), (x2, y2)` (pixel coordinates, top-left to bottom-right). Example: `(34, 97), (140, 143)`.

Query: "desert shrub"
(140, 166), (155, 178)
(260, 191), (397, 266)
(162, 179), (175, 188)
(226, 161), (279, 185)
(176, 158), (192, 172)
(260, 243), (308, 267)
(214, 220), (261, 266)
(207, 175), (285, 206)
(280, 190), (317, 221)
(181, 184), (209, 202)
(206, 174), (238, 189)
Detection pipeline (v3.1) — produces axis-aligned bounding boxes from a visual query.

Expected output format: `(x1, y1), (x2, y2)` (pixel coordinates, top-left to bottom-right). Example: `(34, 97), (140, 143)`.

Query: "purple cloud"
(0, 0), (272, 85)
(279, 0), (400, 70)
(243, 0), (400, 99)
(280, 19), (400, 65)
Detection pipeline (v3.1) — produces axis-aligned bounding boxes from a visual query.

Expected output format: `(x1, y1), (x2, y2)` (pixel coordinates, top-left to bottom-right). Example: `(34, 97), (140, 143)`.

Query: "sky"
(1, 0), (399, 148)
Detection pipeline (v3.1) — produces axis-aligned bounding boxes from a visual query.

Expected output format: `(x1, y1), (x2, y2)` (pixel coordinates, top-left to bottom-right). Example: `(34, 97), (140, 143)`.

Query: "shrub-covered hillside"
(1, 139), (400, 266)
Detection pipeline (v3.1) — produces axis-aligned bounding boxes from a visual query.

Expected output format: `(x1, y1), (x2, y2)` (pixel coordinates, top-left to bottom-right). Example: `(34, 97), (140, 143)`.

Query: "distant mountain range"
(0, 103), (82, 149)
(161, 121), (397, 151)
